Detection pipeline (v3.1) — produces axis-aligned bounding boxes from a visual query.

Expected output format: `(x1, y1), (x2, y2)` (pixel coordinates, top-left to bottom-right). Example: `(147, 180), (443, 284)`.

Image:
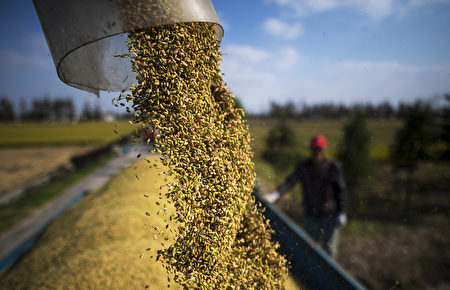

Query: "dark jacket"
(277, 158), (347, 218)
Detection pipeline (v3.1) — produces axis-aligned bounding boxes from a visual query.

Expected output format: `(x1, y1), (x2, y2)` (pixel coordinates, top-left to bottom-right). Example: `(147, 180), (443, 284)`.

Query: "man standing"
(264, 135), (347, 258)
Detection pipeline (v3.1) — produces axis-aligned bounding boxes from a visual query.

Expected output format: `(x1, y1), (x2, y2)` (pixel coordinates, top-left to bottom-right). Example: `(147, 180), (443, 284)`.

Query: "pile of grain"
(121, 22), (287, 289)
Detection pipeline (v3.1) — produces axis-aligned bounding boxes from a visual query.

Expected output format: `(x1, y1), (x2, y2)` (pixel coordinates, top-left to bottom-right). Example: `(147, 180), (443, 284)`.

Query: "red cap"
(310, 135), (327, 149)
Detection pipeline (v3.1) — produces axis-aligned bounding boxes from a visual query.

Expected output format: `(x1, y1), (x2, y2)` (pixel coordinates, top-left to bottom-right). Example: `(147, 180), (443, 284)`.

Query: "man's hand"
(337, 213), (347, 227)
(263, 191), (280, 203)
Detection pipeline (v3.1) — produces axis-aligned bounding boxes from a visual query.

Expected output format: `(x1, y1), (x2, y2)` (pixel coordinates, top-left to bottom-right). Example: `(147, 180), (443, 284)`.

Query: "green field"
(247, 118), (403, 192)
(248, 118), (403, 161)
(0, 118), (401, 152)
(0, 121), (138, 147)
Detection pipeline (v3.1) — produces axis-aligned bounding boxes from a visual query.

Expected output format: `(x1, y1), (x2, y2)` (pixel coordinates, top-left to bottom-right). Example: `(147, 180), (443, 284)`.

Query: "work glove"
(263, 191), (280, 203)
(337, 213), (347, 227)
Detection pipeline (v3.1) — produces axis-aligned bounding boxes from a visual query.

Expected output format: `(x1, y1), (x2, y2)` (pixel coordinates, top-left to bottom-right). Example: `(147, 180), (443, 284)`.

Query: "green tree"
(441, 94), (450, 160)
(81, 102), (103, 121)
(262, 117), (302, 171)
(337, 110), (372, 215)
(233, 96), (244, 111)
(233, 96), (245, 118)
(0, 97), (15, 122)
(390, 101), (437, 214)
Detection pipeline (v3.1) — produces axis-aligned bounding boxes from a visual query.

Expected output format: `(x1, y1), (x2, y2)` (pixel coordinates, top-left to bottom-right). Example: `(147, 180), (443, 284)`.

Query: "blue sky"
(0, 0), (449, 114)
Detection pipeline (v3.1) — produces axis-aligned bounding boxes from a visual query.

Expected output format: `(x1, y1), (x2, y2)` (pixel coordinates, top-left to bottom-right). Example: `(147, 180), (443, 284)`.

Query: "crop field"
(0, 119), (401, 198)
(1, 118), (448, 289)
(0, 121), (137, 147)
(0, 121), (137, 197)
(0, 157), (300, 289)
(247, 118), (403, 194)
(0, 146), (97, 195)
(248, 118), (403, 161)
(0, 152), (113, 233)
(248, 118), (450, 289)
(0, 121), (138, 232)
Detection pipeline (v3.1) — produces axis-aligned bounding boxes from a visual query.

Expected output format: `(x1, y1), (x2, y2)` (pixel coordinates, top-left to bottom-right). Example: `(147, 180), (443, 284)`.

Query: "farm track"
(0, 143), (152, 272)
(0, 146), (97, 197)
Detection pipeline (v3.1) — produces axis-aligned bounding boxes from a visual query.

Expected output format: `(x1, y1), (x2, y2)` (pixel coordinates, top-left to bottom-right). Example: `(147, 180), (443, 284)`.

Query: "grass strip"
(0, 122), (138, 148)
(0, 152), (114, 233)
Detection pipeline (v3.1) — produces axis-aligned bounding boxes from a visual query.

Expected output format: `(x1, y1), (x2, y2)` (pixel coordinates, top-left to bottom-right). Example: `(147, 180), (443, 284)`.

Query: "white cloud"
(216, 11), (230, 32)
(224, 45), (269, 63)
(220, 44), (304, 112)
(273, 47), (300, 68)
(363, 0), (394, 19)
(262, 18), (304, 39)
(280, 60), (450, 105)
(266, 0), (450, 20)
(267, 0), (394, 19)
(223, 44), (300, 68)
(220, 47), (450, 112)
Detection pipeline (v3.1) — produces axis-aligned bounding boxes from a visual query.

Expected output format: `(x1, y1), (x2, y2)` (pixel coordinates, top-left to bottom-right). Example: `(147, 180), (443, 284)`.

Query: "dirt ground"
(273, 161), (450, 290)
(275, 203), (450, 289)
(338, 217), (450, 290)
(335, 162), (450, 290)
(0, 146), (97, 196)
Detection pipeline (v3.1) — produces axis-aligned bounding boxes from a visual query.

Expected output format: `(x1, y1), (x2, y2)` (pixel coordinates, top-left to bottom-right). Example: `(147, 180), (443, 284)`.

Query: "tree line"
(254, 98), (445, 119)
(262, 95), (450, 218)
(0, 96), (122, 122)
